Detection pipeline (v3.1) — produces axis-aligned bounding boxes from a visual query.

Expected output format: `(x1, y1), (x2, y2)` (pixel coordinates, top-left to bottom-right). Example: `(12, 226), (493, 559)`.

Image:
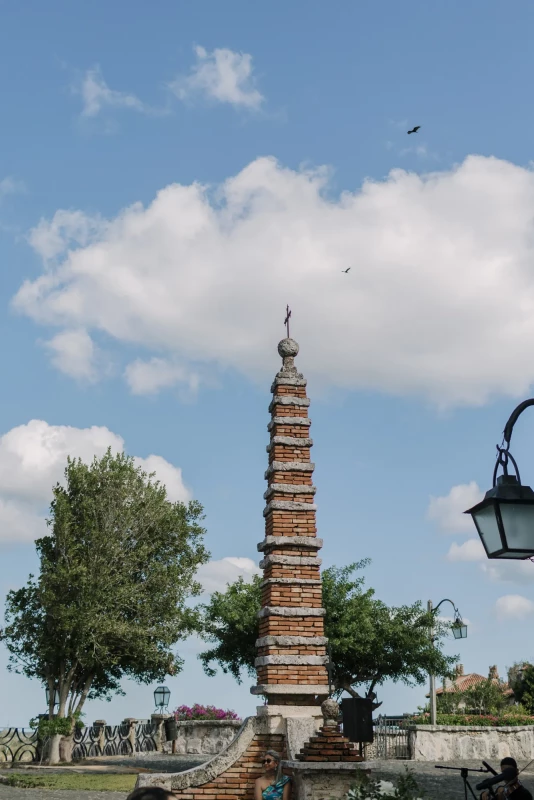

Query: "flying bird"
(342, 267), (351, 273)
(407, 125), (421, 134)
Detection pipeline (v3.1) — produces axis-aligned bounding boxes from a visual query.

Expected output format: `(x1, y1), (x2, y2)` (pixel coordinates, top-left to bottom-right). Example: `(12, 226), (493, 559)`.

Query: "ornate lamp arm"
(432, 598), (460, 617)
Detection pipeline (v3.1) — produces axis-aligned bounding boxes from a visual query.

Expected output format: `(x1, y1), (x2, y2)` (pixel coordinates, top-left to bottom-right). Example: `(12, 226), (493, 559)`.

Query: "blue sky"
(2, 0), (534, 727)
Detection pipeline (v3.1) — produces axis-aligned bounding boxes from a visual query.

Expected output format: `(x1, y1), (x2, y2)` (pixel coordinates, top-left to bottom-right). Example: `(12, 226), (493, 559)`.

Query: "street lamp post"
(427, 598), (467, 725)
(465, 398), (534, 559)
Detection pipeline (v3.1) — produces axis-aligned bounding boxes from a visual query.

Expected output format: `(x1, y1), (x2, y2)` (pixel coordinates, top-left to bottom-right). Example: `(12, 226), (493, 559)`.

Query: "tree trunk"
(60, 734), (74, 763)
(47, 734), (62, 765)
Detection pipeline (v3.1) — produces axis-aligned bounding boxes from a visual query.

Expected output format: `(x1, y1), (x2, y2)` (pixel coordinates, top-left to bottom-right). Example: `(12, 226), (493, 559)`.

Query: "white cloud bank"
(495, 594), (534, 620)
(15, 154), (534, 408)
(196, 557), (261, 594)
(77, 66), (150, 118)
(0, 177), (25, 198)
(125, 358), (200, 397)
(43, 329), (101, 382)
(0, 420), (190, 545)
(447, 539), (486, 562)
(170, 46), (264, 109)
(428, 482), (483, 534)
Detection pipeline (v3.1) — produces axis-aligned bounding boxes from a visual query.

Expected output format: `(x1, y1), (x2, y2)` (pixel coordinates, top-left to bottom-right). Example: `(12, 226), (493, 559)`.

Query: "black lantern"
(465, 399), (534, 560)
(45, 686), (60, 709)
(153, 686), (170, 712)
(451, 612), (467, 640)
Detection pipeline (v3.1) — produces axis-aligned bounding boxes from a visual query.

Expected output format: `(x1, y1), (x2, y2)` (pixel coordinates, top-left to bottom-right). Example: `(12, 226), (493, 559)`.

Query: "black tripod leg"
(463, 777), (479, 800)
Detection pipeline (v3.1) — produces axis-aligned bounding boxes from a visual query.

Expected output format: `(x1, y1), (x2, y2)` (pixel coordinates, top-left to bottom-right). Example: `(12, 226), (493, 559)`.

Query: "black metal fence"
(372, 715), (411, 759)
(0, 728), (40, 763)
(1, 720), (159, 763)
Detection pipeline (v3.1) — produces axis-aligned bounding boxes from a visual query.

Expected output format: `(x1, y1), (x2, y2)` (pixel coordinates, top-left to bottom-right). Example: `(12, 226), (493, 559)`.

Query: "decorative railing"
(2, 720), (158, 763)
(0, 728), (40, 763)
(135, 721), (158, 753)
(71, 724), (103, 760)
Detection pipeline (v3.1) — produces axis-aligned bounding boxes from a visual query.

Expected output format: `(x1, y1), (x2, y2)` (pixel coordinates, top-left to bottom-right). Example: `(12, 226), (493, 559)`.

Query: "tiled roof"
(435, 673), (513, 696)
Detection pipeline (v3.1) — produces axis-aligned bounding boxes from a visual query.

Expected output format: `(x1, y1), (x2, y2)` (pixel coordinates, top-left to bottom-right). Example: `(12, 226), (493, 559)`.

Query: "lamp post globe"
(465, 398), (534, 560)
(154, 686), (171, 712)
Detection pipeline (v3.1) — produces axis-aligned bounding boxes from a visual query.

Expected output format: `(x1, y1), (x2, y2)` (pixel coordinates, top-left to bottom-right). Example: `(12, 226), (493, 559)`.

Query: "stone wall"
(284, 762), (370, 800)
(137, 714), (287, 798)
(409, 725), (534, 761)
(163, 720), (242, 755)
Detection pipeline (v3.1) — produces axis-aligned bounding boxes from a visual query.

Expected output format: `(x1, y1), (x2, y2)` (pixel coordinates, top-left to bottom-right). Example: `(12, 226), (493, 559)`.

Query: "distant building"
(426, 664), (515, 706)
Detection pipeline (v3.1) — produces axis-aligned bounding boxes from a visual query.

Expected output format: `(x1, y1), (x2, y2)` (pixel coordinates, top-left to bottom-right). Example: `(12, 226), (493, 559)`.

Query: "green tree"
(199, 574), (262, 682)
(510, 664), (534, 714)
(198, 561), (457, 702)
(462, 679), (508, 715)
(436, 687), (464, 714)
(1, 449), (209, 763)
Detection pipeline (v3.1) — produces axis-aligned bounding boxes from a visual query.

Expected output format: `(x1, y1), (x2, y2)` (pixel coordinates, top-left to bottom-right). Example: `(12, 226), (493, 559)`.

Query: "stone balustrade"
(162, 720), (243, 755)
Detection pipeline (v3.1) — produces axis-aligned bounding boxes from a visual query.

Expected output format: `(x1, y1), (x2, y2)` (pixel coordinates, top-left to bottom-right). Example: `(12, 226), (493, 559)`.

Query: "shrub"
(412, 712), (534, 727)
(173, 704), (240, 721)
(347, 767), (424, 799)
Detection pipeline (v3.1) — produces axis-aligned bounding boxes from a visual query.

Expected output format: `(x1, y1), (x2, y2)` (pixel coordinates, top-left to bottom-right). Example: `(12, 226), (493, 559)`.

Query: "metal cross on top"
(284, 305), (292, 338)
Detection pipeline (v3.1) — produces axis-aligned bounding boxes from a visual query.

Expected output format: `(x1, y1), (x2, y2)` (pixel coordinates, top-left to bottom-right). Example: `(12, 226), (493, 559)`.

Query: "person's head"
(126, 788), (175, 800)
(262, 750), (281, 775)
(501, 757), (518, 781)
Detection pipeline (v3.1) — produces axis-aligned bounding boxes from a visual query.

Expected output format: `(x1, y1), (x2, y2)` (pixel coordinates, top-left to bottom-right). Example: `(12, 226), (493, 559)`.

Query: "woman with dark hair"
(126, 787), (175, 800)
(481, 758), (532, 800)
(254, 751), (291, 800)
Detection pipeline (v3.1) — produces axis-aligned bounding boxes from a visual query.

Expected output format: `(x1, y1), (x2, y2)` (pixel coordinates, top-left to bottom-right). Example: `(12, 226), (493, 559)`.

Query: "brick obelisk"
(251, 333), (329, 707)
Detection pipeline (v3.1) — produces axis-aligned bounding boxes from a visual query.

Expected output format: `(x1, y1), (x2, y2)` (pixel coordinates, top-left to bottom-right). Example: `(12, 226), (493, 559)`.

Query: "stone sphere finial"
(277, 338), (299, 359)
(321, 697), (339, 727)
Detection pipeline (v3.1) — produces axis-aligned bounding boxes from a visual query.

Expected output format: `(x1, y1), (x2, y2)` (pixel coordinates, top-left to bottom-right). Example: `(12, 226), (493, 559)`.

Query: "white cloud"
(481, 559), (534, 585)
(77, 66), (148, 118)
(196, 557), (261, 594)
(28, 209), (104, 262)
(495, 594), (534, 620)
(0, 177), (25, 198)
(125, 358), (200, 396)
(399, 143), (438, 161)
(428, 482), (483, 533)
(0, 420), (190, 545)
(16, 154), (534, 407)
(133, 454), (190, 504)
(170, 45), (264, 109)
(43, 329), (100, 381)
(0, 498), (45, 544)
(447, 538), (486, 562)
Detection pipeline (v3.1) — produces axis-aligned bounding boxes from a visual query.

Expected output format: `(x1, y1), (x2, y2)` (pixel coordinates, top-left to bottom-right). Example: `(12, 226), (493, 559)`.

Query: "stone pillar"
(251, 337), (329, 709)
(123, 718), (137, 754)
(151, 714), (171, 752)
(93, 720), (106, 755)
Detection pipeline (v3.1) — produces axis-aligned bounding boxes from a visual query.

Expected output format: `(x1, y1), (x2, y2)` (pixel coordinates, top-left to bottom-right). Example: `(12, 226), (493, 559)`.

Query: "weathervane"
(284, 305), (292, 338)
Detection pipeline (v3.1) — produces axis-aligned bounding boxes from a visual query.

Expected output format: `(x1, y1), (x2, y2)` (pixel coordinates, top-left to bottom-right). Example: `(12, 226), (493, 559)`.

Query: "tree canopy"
(198, 561), (457, 701)
(437, 678), (509, 715)
(1, 449), (209, 738)
(509, 662), (534, 714)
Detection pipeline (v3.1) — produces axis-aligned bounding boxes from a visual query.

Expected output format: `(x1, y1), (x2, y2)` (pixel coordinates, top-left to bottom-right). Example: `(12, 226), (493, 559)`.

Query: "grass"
(1, 772), (138, 791)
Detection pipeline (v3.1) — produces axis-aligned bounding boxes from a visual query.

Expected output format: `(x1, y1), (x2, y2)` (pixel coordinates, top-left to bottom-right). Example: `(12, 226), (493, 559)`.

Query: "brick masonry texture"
(296, 726), (364, 763)
(250, 339), (329, 705)
(146, 339), (334, 799)
(169, 733), (286, 800)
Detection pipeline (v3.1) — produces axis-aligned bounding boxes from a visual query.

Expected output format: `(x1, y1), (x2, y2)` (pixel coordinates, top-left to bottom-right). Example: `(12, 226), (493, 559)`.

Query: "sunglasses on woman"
(263, 759), (274, 765)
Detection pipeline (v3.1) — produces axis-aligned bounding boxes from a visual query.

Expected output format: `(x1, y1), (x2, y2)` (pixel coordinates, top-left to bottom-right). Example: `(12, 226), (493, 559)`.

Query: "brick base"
(172, 733), (286, 800)
(136, 717), (288, 799)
